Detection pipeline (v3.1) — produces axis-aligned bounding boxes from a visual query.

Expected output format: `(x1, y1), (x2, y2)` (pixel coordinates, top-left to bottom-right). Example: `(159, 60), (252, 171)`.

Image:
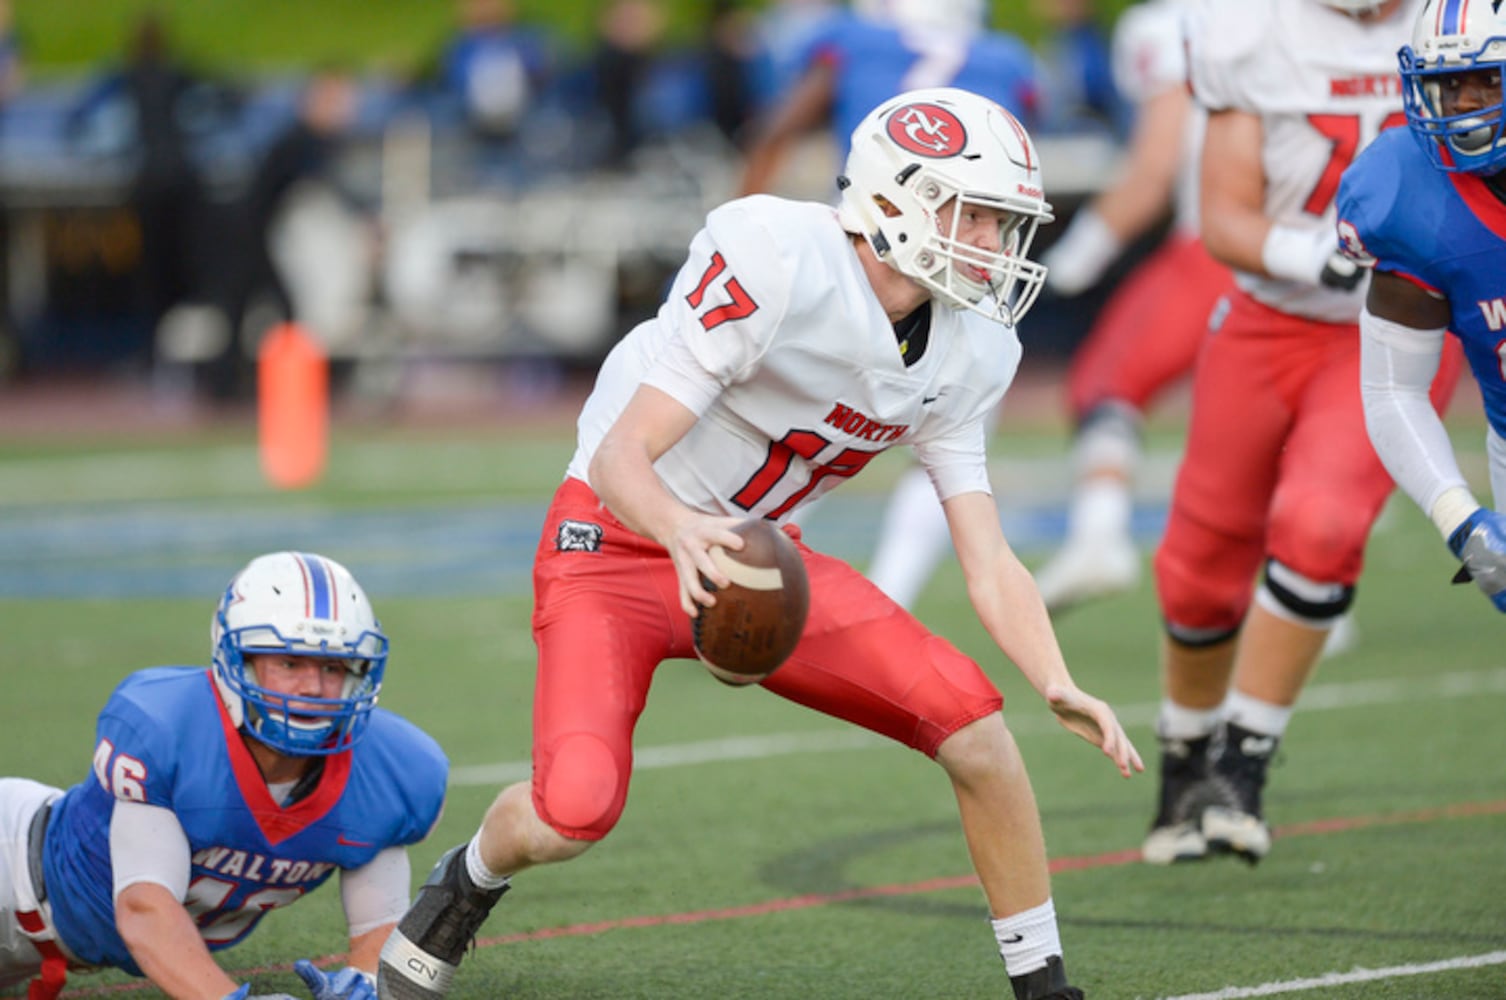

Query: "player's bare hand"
(1045, 684), (1144, 778)
(665, 512), (748, 617)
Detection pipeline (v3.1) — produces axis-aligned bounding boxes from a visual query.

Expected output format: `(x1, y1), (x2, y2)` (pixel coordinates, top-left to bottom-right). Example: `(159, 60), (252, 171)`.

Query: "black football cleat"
(377, 844), (509, 1000)
(1200, 722), (1277, 865)
(1142, 733), (1213, 865)
(1010, 956), (1085, 1000)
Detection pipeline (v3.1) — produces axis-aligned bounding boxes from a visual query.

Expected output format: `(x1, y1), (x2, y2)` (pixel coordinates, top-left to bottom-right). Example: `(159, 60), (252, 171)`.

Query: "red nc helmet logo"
(885, 103), (968, 158)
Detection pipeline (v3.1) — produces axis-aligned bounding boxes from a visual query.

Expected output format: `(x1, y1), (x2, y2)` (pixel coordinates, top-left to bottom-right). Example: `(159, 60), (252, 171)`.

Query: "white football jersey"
(565, 196), (1021, 522)
(1186, 0), (1418, 322)
(1112, 0), (1205, 237)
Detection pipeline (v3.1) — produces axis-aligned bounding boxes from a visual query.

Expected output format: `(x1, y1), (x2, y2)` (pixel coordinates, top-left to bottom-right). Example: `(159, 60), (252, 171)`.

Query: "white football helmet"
(838, 87), (1053, 326)
(853, 0), (986, 34)
(211, 551), (388, 756)
(1400, 0), (1506, 174)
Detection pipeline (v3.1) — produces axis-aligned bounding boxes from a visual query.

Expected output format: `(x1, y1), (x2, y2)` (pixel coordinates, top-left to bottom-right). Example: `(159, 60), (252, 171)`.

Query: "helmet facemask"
(909, 177), (1048, 325)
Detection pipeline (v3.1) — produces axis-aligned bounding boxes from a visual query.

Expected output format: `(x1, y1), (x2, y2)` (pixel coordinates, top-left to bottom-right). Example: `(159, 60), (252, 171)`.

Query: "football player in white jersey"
(377, 88), (1140, 1000)
(1143, 0), (1462, 867)
(1033, 0), (1364, 650)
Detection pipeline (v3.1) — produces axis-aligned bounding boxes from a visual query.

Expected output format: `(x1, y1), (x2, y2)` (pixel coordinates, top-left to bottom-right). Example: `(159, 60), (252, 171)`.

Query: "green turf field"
(12, 0), (1141, 75)
(1, 416), (1502, 999)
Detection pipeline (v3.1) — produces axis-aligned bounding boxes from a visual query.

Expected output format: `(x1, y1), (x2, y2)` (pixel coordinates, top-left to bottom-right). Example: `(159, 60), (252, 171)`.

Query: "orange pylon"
(257, 322), (328, 490)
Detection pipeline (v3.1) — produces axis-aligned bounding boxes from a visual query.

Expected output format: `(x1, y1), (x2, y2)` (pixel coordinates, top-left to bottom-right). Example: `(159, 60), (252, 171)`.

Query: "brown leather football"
(692, 518), (810, 686)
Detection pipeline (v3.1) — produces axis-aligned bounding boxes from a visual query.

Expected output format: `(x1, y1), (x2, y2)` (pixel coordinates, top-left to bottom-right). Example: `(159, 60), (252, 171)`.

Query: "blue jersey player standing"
(1338, 0), (1506, 612)
(737, 0), (1039, 196)
(0, 552), (448, 1000)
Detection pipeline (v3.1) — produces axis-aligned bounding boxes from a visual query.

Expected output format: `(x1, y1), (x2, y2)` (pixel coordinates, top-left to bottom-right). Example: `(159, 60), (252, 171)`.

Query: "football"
(692, 518), (810, 686)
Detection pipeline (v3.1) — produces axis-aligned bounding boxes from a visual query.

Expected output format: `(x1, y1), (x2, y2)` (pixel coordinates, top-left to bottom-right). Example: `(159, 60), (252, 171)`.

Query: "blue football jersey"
(1338, 127), (1506, 438)
(42, 667), (447, 975)
(799, 13), (1038, 159)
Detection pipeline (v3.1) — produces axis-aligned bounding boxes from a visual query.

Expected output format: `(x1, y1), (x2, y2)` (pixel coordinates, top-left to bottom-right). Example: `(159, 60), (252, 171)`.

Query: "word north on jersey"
(823, 402), (909, 443)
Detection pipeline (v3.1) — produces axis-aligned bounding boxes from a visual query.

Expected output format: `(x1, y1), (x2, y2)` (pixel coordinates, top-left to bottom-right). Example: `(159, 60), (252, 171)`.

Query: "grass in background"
(12, 0), (1141, 76)
(0, 421), (1501, 998)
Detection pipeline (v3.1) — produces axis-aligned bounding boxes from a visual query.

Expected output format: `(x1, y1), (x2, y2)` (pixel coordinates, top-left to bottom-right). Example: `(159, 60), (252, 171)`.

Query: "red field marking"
(63, 798), (1506, 996)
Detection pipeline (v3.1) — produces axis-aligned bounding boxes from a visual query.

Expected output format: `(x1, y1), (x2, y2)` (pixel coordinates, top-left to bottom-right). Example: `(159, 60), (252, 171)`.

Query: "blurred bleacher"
(0, 68), (1134, 408)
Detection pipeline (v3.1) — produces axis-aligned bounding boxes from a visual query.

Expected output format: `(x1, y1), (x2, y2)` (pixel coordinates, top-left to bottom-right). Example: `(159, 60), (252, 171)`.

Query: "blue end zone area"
(0, 498), (1168, 599)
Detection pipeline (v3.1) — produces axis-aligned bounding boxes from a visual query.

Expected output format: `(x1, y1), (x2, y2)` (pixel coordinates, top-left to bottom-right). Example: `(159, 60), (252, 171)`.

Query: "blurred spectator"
(435, 0), (554, 142)
(1030, 0), (1129, 136)
(0, 0), (19, 379)
(592, 0), (668, 169)
(202, 69), (361, 403)
(67, 13), (231, 365)
(753, 0), (839, 100)
(701, 0), (763, 150)
(738, 0), (1038, 196)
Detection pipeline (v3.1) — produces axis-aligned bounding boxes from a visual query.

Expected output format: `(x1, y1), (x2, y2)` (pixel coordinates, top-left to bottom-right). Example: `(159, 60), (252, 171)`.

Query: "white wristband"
(1260, 224), (1333, 286)
(1042, 207), (1124, 296)
(1429, 485), (1480, 540)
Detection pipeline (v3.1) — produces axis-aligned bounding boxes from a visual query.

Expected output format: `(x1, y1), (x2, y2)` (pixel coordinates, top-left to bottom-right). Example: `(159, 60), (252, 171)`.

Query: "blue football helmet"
(212, 551), (388, 756)
(1400, 0), (1506, 175)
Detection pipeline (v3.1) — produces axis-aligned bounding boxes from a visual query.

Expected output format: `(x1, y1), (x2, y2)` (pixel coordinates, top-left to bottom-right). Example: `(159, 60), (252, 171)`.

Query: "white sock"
(1157, 699), (1223, 741)
(1066, 476), (1132, 542)
(866, 465), (952, 610)
(1224, 690), (1292, 739)
(991, 898), (1062, 977)
(465, 835), (511, 890)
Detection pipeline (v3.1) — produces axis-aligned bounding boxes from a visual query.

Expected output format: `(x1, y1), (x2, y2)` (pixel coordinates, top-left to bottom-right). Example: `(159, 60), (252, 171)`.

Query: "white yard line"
(1157, 950), (1506, 999)
(449, 666), (1506, 786)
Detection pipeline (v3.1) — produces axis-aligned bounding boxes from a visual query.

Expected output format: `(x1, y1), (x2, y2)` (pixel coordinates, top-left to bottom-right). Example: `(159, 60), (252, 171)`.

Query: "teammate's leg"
(1038, 237), (1229, 612)
(865, 463), (953, 609)
(1149, 294), (1297, 863)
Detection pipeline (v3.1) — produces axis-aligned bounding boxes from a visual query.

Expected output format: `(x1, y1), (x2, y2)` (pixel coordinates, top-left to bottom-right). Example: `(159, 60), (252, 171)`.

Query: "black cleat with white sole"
(1200, 722), (1277, 865)
(377, 844), (509, 1000)
(1142, 733), (1213, 865)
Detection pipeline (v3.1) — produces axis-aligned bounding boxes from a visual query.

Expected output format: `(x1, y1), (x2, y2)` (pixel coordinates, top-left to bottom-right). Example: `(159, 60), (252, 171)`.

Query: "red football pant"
(1154, 289), (1463, 633)
(529, 477), (1003, 841)
(1066, 233), (1234, 420)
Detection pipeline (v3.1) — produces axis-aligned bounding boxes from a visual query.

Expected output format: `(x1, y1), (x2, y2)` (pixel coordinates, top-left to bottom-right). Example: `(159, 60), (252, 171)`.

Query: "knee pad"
(1163, 619), (1239, 649)
(535, 732), (626, 841)
(1255, 558), (1354, 627)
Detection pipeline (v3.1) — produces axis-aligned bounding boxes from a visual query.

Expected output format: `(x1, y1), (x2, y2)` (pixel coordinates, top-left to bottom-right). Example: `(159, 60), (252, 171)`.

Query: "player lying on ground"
(0, 551), (447, 1000)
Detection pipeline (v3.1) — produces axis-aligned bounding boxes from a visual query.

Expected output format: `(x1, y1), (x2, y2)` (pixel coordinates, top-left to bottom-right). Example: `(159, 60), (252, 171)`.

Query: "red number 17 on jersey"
(687, 252), (759, 331)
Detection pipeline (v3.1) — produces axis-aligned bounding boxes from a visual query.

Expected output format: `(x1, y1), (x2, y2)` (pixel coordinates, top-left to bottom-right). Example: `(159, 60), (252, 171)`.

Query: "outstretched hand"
(1045, 684), (1144, 778)
(294, 960), (376, 1000)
